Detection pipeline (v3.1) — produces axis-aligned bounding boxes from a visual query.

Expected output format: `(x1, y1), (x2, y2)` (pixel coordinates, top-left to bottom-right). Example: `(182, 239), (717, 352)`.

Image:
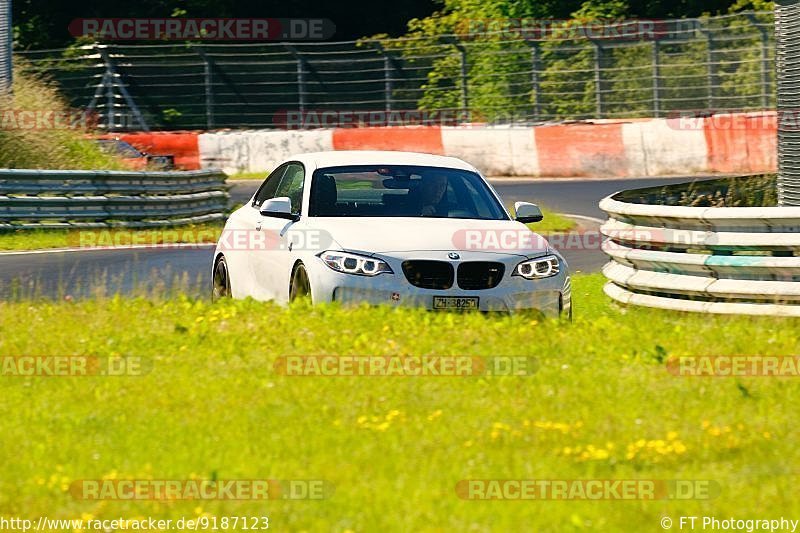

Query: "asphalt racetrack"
(0, 177), (694, 299)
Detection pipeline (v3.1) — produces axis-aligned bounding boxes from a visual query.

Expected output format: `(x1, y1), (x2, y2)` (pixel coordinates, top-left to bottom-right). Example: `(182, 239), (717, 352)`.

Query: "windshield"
(308, 165), (508, 220)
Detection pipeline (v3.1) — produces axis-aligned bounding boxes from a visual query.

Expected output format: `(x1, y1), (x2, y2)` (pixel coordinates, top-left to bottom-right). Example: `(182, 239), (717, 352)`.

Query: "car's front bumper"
(306, 251), (571, 317)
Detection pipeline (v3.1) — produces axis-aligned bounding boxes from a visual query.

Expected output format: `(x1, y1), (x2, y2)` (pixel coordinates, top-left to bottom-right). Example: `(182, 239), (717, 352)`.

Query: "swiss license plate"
(432, 296), (480, 310)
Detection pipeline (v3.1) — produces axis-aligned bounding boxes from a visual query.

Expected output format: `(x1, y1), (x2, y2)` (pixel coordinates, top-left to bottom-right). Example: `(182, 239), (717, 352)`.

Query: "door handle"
(255, 221), (262, 231)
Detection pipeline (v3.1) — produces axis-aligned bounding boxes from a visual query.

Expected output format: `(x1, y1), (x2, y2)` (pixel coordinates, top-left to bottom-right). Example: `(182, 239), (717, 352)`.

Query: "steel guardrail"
(599, 189), (800, 317)
(0, 168), (229, 229)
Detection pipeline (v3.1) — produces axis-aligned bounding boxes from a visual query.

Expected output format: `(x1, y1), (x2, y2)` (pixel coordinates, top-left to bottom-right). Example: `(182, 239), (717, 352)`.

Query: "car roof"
(287, 150), (479, 173)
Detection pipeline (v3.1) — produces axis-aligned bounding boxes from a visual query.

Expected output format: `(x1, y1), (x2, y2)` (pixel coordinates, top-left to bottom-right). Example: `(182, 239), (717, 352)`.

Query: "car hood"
(312, 217), (551, 257)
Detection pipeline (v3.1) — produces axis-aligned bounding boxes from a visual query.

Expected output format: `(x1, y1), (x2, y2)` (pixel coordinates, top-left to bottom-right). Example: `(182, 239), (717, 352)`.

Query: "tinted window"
(274, 163), (305, 215)
(252, 164), (288, 207)
(308, 165), (507, 220)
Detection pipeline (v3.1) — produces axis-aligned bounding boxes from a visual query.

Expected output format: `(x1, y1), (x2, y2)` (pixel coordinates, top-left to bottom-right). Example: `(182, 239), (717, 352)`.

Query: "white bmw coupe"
(212, 151), (571, 316)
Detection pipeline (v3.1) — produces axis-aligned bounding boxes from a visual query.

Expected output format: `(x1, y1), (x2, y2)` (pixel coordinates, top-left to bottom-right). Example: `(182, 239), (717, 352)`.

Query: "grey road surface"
(0, 176), (697, 300)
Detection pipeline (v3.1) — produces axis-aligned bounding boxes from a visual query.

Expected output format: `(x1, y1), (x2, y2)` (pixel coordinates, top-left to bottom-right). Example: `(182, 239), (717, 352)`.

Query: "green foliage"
(0, 64), (124, 170)
(367, 2), (774, 122)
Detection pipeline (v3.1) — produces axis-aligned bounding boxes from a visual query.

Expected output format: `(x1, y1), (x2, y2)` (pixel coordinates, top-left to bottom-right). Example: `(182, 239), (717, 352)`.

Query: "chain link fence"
(14, 11), (775, 131)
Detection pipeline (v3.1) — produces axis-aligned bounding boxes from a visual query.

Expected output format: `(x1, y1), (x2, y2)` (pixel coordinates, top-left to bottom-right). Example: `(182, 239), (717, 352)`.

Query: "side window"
(252, 164), (288, 208)
(274, 163), (305, 215)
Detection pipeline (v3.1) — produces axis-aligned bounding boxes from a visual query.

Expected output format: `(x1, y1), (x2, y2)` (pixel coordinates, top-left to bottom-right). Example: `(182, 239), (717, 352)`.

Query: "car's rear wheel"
(289, 263), (312, 303)
(212, 255), (232, 301)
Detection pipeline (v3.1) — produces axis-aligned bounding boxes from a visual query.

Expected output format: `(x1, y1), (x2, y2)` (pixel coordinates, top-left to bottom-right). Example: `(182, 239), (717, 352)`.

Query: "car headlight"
(513, 255), (560, 279)
(319, 250), (393, 277)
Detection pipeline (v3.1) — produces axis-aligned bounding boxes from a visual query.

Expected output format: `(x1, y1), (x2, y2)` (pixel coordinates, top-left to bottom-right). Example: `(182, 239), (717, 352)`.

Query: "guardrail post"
(592, 41), (604, 118)
(746, 13), (772, 109)
(705, 31), (717, 111)
(759, 23), (771, 109)
(455, 42), (469, 120)
(285, 45), (307, 115)
(438, 36), (470, 121)
(652, 39), (661, 118)
(527, 41), (542, 122)
(369, 42), (396, 115)
(196, 47), (215, 130)
(102, 49), (115, 131)
(384, 54), (393, 114)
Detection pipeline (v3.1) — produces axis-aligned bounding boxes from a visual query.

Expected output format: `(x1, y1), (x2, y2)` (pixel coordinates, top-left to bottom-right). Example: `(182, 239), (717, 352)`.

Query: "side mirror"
(514, 202), (543, 224)
(259, 197), (297, 220)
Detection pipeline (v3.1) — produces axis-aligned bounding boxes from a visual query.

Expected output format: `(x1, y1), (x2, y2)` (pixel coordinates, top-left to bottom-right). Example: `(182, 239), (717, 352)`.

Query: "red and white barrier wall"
(115, 112), (777, 177)
(116, 132), (202, 170)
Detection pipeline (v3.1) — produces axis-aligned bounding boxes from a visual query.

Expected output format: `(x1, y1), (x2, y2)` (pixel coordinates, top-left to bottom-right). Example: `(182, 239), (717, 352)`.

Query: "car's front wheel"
(560, 295), (573, 321)
(212, 255), (232, 301)
(289, 263), (312, 303)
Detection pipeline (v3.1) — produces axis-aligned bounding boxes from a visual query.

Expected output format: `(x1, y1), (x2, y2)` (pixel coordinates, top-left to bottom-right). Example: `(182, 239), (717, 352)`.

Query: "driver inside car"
(417, 173), (448, 216)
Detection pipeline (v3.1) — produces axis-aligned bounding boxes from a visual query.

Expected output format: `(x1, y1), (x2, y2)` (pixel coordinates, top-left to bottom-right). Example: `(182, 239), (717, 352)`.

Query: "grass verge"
(529, 207), (576, 233)
(0, 223), (224, 251)
(228, 172), (267, 180)
(0, 273), (798, 530)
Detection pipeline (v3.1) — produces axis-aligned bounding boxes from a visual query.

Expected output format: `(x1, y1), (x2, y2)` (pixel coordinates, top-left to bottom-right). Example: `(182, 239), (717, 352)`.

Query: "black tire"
(559, 295), (573, 321)
(212, 256), (232, 301)
(289, 263), (312, 303)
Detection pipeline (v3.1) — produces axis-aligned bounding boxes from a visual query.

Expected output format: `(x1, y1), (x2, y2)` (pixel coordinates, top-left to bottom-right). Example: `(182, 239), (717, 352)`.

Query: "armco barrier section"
(0, 169), (229, 229)
(599, 186), (800, 317)
(193, 112), (777, 177)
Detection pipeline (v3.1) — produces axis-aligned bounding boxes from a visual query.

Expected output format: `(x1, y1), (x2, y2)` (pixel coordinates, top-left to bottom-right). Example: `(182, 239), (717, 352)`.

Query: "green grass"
(1, 273), (798, 530)
(507, 202), (577, 233)
(228, 172), (268, 180)
(529, 207), (577, 233)
(0, 223), (224, 251)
